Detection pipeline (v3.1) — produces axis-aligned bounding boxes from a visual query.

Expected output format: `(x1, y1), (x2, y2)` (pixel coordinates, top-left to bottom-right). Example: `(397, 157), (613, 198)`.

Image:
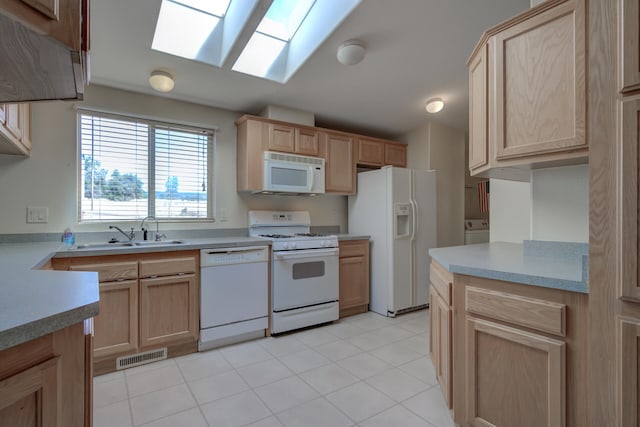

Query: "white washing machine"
(464, 219), (489, 244)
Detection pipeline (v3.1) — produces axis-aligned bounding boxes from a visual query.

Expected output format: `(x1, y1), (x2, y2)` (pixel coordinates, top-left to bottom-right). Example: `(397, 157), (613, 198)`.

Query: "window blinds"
(78, 111), (214, 222)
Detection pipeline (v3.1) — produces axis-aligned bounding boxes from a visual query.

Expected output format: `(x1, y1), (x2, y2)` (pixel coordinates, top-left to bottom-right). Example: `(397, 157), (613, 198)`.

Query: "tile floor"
(93, 309), (455, 427)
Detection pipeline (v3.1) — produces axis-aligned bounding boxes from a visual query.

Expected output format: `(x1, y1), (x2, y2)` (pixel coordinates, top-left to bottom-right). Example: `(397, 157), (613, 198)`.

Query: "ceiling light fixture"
(425, 98), (444, 113)
(149, 70), (175, 92)
(337, 39), (366, 65)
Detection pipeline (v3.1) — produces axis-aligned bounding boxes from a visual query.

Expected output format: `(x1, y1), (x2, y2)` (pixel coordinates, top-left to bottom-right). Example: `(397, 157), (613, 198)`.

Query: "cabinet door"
(139, 274), (198, 348)
(619, 317), (640, 426)
(494, 0), (586, 160)
(20, 0), (59, 19)
(384, 143), (406, 167)
(357, 138), (384, 166)
(436, 293), (452, 408)
(429, 287), (440, 374)
(469, 42), (489, 172)
(267, 123), (295, 153)
(94, 280), (138, 358)
(295, 127), (319, 156)
(621, 98), (640, 301)
(322, 132), (356, 194)
(466, 318), (565, 427)
(0, 357), (60, 427)
(621, 0), (640, 92)
(0, 0), (81, 50)
(338, 241), (369, 313)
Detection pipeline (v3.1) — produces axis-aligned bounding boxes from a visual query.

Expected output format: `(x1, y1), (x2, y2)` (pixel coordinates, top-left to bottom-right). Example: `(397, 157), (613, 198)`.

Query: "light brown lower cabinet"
(429, 261), (453, 408)
(139, 274), (198, 348)
(0, 321), (91, 427)
(444, 270), (587, 427)
(53, 251), (200, 375)
(338, 240), (370, 317)
(93, 279), (138, 358)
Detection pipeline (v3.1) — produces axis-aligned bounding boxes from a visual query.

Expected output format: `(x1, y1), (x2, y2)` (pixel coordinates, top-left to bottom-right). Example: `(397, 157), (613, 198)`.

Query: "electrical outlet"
(27, 206), (48, 223)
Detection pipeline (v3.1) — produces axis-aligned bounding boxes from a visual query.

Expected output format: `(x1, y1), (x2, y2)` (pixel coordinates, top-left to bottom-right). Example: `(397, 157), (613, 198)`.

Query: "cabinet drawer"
(69, 261), (138, 282)
(466, 286), (566, 336)
(139, 257), (196, 278)
(430, 262), (452, 305)
(339, 241), (367, 258)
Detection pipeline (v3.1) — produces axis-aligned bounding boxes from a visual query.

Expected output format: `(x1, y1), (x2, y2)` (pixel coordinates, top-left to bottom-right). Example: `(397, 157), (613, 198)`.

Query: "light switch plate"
(218, 207), (228, 222)
(27, 206), (48, 223)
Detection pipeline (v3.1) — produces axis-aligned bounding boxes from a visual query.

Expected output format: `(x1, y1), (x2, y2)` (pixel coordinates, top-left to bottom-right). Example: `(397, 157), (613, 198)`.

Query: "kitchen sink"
(74, 240), (185, 249)
(132, 240), (185, 246)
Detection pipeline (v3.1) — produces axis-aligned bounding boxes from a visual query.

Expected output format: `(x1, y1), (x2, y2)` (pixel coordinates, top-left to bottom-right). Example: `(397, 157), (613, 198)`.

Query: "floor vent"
(116, 348), (167, 370)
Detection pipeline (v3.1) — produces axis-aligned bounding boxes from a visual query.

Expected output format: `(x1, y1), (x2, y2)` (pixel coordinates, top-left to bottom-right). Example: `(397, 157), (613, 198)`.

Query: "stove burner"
(294, 233), (326, 237)
(259, 234), (293, 239)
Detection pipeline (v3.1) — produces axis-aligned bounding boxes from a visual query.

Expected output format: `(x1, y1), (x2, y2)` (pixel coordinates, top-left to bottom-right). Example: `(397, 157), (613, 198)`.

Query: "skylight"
(151, 0), (362, 83)
(257, 0), (315, 42)
(152, 0), (230, 60)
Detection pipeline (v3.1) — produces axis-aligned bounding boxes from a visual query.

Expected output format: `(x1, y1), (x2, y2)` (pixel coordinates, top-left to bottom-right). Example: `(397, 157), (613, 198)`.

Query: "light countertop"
(1, 233), (369, 351)
(429, 240), (588, 294)
(0, 242), (99, 351)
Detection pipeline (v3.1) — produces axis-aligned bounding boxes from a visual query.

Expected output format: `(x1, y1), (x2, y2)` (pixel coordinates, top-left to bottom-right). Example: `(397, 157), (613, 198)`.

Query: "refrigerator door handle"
(410, 199), (418, 241)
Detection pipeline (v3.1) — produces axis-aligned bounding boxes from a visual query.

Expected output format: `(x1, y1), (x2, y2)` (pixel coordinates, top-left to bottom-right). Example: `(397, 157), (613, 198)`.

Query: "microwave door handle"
(307, 167), (314, 192)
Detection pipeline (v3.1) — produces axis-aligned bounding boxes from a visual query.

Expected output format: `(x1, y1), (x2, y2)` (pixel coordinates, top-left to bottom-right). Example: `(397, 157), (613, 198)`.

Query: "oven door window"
(292, 261), (325, 280)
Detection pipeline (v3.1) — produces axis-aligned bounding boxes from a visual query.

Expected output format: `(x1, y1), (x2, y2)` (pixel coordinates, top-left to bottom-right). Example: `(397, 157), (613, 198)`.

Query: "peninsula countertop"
(429, 240), (588, 293)
(0, 242), (100, 351)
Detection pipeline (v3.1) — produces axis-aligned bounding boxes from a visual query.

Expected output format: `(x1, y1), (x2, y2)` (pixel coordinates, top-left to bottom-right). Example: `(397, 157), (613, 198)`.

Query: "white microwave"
(261, 151), (325, 195)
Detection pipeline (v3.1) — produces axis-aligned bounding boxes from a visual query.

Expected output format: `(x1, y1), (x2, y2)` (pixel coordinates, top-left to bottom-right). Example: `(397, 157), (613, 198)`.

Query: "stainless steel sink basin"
(75, 242), (136, 249)
(74, 240), (185, 249)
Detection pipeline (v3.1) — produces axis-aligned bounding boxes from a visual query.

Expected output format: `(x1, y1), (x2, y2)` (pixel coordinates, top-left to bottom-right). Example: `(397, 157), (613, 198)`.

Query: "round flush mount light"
(337, 40), (366, 65)
(425, 98), (444, 113)
(149, 70), (175, 93)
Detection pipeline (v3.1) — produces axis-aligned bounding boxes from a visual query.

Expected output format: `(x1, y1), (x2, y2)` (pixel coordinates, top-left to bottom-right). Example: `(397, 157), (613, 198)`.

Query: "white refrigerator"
(348, 166), (437, 317)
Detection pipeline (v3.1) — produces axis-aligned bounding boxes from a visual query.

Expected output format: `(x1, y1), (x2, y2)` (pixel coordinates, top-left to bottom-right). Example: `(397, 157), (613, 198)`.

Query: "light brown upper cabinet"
(267, 122), (319, 156)
(620, 0), (640, 92)
(356, 137), (407, 168)
(468, 43), (489, 175)
(0, 0), (80, 51)
(467, 0), (588, 177)
(236, 114), (405, 193)
(0, 103), (31, 155)
(384, 142), (406, 167)
(319, 131), (356, 194)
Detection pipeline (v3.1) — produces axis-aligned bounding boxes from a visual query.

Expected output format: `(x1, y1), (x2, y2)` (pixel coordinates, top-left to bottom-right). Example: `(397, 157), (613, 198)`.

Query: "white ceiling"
(90, 0), (530, 138)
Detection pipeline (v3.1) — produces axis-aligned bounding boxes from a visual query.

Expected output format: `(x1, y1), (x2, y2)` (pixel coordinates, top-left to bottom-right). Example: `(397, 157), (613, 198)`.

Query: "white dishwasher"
(199, 246), (269, 351)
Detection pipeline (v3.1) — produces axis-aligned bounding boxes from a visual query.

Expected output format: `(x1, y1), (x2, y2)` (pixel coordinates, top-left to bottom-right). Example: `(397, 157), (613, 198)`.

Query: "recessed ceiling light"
(149, 70), (175, 92)
(425, 98), (444, 113)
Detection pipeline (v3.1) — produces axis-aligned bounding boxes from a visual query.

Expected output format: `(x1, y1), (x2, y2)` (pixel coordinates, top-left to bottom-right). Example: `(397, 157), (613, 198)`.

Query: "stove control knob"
(321, 240), (328, 247)
(291, 242), (297, 249)
(283, 243), (289, 250)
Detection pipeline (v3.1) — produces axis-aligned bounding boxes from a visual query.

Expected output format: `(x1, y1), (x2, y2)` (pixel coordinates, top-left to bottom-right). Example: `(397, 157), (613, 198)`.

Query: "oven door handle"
(274, 248), (339, 260)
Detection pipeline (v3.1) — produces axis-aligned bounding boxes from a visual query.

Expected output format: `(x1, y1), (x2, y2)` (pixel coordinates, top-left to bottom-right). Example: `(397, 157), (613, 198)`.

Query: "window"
(151, 0), (361, 83)
(78, 111), (214, 222)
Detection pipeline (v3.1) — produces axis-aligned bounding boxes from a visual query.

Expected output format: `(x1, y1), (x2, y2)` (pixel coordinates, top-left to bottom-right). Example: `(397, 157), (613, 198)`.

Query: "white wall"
(0, 85), (347, 234)
(403, 120), (465, 247)
(489, 179), (532, 243)
(531, 165), (588, 242)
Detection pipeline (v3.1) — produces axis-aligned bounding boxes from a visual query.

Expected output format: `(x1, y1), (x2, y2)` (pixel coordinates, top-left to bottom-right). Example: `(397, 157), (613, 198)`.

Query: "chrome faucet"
(109, 225), (136, 241)
(140, 216), (165, 241)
